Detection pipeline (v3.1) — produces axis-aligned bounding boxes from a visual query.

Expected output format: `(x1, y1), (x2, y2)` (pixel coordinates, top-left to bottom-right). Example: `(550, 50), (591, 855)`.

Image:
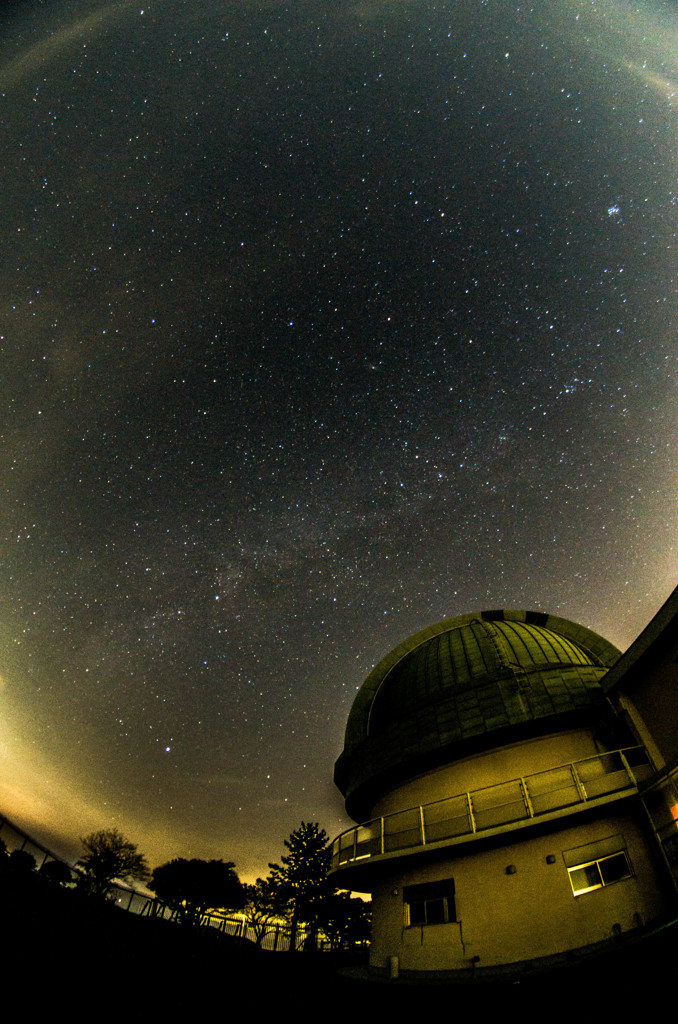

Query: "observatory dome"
(335, 609), (621, 819)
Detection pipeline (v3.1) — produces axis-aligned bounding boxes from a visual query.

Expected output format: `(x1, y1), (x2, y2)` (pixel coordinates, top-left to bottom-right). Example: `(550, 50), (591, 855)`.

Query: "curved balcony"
(330, 746), (653, 878)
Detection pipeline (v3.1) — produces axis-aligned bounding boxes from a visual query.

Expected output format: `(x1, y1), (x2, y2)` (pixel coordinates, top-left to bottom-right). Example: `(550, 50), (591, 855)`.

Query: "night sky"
(0, 0), (675, 882)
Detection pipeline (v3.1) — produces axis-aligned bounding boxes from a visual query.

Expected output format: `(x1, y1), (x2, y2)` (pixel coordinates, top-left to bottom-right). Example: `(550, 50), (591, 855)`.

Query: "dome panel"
(497, 619), (593, 667)
(367, 618), (603, 736)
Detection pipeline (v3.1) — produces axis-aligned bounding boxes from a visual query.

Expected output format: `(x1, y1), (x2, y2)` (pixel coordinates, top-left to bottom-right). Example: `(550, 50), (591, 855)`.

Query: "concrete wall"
(369, 809), (668, 973)
(371, 729), (602, 818)
(619, 679), (678, 768)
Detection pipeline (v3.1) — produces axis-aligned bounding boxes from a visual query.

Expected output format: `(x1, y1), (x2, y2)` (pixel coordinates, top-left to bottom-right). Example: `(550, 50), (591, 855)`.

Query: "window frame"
(403, 879), (456, 927)
(567, 849), (632, 896)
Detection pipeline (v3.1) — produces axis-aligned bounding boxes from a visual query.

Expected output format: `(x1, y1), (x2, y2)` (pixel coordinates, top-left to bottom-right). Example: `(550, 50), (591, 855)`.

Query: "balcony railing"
(331, 746), (653, 872)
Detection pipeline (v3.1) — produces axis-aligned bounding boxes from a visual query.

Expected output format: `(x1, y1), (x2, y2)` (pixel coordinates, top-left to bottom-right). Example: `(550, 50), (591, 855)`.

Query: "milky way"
(0, 0), (675, 880)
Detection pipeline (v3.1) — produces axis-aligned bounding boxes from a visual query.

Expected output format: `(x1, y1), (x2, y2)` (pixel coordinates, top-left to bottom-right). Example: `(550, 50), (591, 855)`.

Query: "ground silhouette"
(4, 864), (676, 1011)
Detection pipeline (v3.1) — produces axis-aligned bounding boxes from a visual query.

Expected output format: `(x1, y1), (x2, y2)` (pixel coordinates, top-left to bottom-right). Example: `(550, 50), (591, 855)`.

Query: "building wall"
(619, 676), (678, 767)
(371, 729), (603, 819)
(369, 809), (668, 973)
(604, 585), (678, 768)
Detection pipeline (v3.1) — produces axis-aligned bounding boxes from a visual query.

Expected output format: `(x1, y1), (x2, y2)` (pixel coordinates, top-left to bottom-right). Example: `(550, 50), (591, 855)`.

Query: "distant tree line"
(1, 822), (370, 950)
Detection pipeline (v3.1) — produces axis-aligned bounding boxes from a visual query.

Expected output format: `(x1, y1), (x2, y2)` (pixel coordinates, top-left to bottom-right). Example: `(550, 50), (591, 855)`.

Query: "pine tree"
(267, 822), (331, 951)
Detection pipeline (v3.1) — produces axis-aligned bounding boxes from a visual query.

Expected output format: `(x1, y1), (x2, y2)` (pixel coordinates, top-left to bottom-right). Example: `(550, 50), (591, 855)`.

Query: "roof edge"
(602, 585), (678, 693)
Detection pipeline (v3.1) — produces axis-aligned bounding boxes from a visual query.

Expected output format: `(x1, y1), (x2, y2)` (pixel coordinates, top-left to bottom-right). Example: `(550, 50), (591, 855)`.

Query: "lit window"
(568, 851), (632, 896)
(404, 880), (456, 926)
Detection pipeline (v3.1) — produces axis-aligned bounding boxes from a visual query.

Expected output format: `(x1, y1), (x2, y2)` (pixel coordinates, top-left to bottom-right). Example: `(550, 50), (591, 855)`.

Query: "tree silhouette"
(243, 877), (284, 947)
(77, 829), (149, 898)
(40, 860), (74, 886)
(9, 849), (37, 874)
(315, 891), (371, 950)
(149, 858), (245, 926)
(268, 822), (331, 951)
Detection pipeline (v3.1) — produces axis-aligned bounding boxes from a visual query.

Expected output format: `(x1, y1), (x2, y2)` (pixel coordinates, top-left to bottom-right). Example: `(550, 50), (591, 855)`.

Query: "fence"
(139, 898), (326, 951)
(0, 814), (67, 871)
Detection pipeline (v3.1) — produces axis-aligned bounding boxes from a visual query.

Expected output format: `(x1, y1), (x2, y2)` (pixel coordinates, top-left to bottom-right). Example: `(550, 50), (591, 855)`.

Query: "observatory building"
(330, 601), (678, 978)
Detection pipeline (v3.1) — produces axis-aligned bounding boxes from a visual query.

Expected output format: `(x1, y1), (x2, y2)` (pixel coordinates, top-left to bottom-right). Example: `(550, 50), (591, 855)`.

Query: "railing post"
(352, 826), (357, 863)
(619, 748), (636, 787)
(419, 805), (426, 846)
(571, 761), (588, 802)
(467, 792), (476, 833)
(520, 777), (534, 819)
(380, 816), (385, 855)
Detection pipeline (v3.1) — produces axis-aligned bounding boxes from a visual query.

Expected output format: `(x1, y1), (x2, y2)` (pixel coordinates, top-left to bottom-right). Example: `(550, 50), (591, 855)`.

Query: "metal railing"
(331, 746), (653, 871)
(0, 815), (59, 870)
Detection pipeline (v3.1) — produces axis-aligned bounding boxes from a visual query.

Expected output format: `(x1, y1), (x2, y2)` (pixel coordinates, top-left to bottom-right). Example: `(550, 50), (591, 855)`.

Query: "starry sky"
(0, 0), (676, 882)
